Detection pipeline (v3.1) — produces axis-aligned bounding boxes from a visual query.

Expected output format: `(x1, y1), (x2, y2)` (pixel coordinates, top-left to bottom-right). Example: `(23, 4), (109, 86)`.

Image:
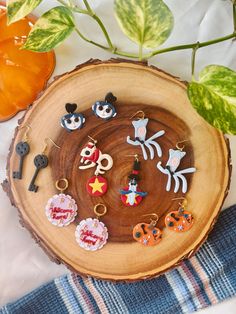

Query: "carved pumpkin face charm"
(133, 223), (162, 246)
(165, 209), (193, 232)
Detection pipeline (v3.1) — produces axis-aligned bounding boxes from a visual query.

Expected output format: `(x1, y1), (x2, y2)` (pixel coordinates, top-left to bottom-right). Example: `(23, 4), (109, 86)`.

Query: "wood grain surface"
(3, 59), (231, 281)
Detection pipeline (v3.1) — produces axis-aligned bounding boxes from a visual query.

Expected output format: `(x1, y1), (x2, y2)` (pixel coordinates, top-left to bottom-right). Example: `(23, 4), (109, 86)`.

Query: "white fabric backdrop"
(0, 0), (236, 312)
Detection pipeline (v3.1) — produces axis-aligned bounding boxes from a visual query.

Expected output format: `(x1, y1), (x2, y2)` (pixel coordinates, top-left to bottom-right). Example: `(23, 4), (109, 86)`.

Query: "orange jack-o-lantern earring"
(165, 197), (194, 232)
(133, 213), (162, 246)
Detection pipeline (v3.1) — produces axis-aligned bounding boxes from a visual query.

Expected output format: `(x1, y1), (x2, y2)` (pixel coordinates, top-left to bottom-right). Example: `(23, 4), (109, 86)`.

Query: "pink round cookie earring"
(75, 203), (108, 251)
(45, 178), (78, 227)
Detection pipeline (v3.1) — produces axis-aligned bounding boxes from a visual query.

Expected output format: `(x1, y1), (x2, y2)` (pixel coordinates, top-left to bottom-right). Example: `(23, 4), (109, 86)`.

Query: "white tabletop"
(0, 0), (236, 312)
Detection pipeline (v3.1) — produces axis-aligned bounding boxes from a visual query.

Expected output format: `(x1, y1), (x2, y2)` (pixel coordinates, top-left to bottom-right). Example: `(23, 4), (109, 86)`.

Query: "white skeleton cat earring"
(79, 136), (113, 196)
(127, 111), (165, 160)
(92, 92), (117, 120)
(157, 141), (196, 193)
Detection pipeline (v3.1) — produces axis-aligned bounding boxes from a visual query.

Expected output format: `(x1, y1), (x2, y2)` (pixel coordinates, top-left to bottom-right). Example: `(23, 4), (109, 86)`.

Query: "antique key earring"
(165, 198), (194, 232)
(120, 154), (147, 206)
(45, 178), (78, 227)
(157, 140), (196, 193)
(133, 213), (162, 246)
(75, 203), (109, 251)
(127, 111), (165, 160)
(79, 136), (113, 196)
(28, 138), (60, 192)
(13, 125), (31, 180)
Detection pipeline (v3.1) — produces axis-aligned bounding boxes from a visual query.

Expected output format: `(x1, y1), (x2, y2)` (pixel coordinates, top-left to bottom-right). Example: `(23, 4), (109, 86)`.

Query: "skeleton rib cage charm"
(157, 145), (196, 193)
(127, 113), (165, 160)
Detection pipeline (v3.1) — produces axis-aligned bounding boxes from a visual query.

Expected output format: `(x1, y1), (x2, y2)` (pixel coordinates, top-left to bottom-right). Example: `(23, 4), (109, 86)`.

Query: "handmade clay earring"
(79, 136), (113, 196)
(157, 141), (196, 193)
(75, 203), (108, 251)
(28, 138), (60, 192)
(127, 111), (165, 160)
(45, 178), (78, 227)
(13, 125), (31, 180)
(120, 154), (147, 206)
(92, 92), (117, 120)
(133, 214), (162, 246)
(61, 103), (85, 132)
(165, 198), (194, 232)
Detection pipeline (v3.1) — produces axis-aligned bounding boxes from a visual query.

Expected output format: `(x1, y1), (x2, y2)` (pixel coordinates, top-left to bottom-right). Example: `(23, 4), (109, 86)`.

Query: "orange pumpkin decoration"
(165, 208), (194, 232)
(0, 5), (55, 121)
(133, 222), (162, 246)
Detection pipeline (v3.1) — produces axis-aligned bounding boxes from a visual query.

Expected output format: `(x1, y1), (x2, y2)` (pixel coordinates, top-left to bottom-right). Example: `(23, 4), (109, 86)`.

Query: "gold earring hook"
(125, 154), (139, 161)
(94, 203), (107, 218)
(88, 135), (97, 144)
(142, 213), (159, 226)
(176, 140), (189, 151)
(42, 138), (60, 154)
(55, 178), (69, 193)
(172, 197), (188, 208)
(130, 110), (145, 120)
(19, 125), (31, 142)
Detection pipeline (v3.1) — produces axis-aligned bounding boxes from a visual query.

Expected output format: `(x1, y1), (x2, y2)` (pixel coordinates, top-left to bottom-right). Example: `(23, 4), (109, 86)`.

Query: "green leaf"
(7, 0), (42, 24)
(187, 65), (236, 135)
(22, 6), (75, 52)
(114, 0), (174, 49)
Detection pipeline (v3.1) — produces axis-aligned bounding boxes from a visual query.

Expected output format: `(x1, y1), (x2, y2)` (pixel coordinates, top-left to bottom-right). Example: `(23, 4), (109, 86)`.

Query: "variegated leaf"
(187, 65), (236, 135)
(114, 0), (174, 48)
(22, 6), (75, 52)
(7, 0), (42, 24)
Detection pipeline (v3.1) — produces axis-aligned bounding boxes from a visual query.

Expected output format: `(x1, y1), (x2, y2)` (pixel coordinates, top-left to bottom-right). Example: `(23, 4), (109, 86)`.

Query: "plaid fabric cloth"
(1, 205), (236, 314)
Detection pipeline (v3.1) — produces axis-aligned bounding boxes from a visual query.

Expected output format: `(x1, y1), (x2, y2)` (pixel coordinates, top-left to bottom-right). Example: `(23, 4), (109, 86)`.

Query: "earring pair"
(133, 197), (194, 246)
(12, 126), (60, 192)
(61, 92), (117, 132)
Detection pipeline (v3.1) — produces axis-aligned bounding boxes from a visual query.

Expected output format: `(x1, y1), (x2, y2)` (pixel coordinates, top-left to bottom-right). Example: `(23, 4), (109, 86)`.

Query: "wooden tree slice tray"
(3, 59), (231, 281)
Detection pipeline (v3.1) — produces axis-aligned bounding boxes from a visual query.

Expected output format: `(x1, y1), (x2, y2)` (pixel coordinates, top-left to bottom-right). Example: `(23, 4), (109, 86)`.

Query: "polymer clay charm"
(120, 155), (147, 206)
(13, 125), (31, 180)
(75, 203), (108, 251)
(92, 92), (117, 120)
(133, 214), (162, 246)
(79, 136), (113, 196)
(61, 103), (85, 132)
(127, 111), (165, 160)
(157, 141), (196, 193)
(165, 198), (194, 232)
(45, 178), (77, 227)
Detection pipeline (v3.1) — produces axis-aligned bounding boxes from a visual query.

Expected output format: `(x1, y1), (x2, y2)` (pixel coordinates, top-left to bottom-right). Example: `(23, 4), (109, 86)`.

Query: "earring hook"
(42, 138), (60, 154)
(142, 213), (159, 225)
(88, 135), (97, 144)
(176, 140), (189, 151)
(19, 124), (31, 142)
(130, 110), (145, 120)
(172, 197), (188, 208)
(125, 154), (139, 161)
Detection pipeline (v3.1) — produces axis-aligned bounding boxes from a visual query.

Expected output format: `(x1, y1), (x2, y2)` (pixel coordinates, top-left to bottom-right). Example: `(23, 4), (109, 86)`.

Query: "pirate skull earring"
(133, 213), (162, 246)
(165, 198), (194, 232)
(127, 111), (165, 160)
(92, 92), (117, 120)
(45, 178), (78, 227)
(75, 203), (108, 251)
(157, 141), (196, 193)
(120, 155), (147, 206)
(61, 103), (85, 132)
(79, 136), (113, 196)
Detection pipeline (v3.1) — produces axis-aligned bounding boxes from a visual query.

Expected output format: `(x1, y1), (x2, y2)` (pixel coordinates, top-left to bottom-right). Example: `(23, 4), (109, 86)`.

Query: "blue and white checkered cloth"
(1, 205), (236, 314)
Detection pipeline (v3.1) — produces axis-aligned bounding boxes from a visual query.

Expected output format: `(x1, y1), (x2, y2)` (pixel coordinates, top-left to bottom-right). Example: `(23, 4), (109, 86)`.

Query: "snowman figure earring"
(92, 92), (117, 120)
(61, 103), (85, 132)
(127, 111), (165, 160)
(157, 141), (196, 193)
